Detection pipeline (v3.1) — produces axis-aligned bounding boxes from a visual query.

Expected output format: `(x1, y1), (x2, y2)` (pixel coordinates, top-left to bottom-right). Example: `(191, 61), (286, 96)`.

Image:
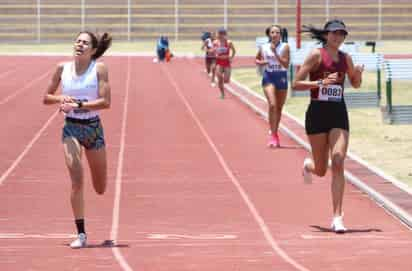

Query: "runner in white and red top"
(201, 31), (217, 86)
(213, 28), (236, 99)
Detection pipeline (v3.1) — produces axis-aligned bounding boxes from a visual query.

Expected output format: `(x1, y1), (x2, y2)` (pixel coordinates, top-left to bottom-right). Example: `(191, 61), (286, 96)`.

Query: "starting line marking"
(0, 233), (76, 239)
(301, 234), (390, 240)
(146, 234), (237, 240)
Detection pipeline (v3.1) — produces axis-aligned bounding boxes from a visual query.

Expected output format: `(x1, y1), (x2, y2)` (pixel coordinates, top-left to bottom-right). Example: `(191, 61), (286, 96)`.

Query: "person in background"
(201, 31), (217, 87)
(214, 28), (236, 99)
(156, 35), (170, 62)
(255, 25), (290, 148)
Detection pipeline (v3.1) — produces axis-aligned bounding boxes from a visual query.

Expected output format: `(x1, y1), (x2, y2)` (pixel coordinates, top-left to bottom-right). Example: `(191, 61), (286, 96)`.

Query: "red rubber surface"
(0, 56), (411, 271)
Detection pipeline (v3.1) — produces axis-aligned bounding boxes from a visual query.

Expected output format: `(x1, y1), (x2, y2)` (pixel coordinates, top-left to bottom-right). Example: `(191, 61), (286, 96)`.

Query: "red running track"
(0, 56), (411, 271)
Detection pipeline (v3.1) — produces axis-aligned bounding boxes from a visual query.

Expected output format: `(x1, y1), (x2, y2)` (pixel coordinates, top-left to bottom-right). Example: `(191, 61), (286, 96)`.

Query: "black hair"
(201, 31), (211, 41)
(302, 19), (346, 45)
(77, 31), (112, 59)
(265, 25), (282, 42)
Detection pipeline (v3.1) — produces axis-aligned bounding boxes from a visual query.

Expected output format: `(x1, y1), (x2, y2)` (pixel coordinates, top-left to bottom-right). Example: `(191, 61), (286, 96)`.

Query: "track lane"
(0, 56), (57, 102)
(0, 56), (129, 271)
(0, 57), (66, 181)
(163, 58), (412, 271)
(115, 57), (294, 270)
(0, 56), (411, 271)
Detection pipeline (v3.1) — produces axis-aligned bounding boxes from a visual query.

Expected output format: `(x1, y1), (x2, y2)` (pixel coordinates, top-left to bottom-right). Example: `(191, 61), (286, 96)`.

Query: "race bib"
(266, 63), (282, 72)
(318, 84), (343, 102)
(216, 47), (228, 54)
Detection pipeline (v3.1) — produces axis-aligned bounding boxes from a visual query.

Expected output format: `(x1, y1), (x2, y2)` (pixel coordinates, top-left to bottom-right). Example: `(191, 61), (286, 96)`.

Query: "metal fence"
(0, 0), (411, 42)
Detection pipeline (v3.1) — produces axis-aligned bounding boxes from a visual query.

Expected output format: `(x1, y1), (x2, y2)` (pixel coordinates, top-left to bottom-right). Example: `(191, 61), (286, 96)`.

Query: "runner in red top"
(214, 28), (236, 99)
(292, 19), (364, 233)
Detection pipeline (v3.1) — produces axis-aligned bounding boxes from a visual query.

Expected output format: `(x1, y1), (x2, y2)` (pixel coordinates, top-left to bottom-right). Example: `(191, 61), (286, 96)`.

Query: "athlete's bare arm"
(274, 44), (290, 69)
(345, 54), (363, 88)
(255, 48), (267, 65)
(43, 63), (72, 105)
(80, 62), (111, 110)
(292, 49), (322, 90)
(229, 40), (236, 61)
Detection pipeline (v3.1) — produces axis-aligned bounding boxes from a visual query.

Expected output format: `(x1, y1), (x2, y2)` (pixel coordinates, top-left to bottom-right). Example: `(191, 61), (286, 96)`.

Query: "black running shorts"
(305, 100), (349, 135)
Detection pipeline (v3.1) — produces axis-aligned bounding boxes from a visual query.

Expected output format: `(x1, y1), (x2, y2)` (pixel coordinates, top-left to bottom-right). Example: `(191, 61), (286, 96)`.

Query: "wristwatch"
(317, 79), (323, 86)
(76, 101), (83, 108)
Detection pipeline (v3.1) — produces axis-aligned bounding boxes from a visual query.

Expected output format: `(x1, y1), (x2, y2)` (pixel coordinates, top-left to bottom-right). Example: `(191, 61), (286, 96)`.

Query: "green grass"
(0, 40), (258, 56)
(0, 39), (411, 56)
(232, 67), (412, 188)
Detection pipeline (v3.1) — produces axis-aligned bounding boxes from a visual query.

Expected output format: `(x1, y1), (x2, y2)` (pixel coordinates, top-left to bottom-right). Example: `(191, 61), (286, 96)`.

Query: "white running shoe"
(302, 158), (312, 184)
(211, 82), (216, 87)
(70, 233), (87, 249)
(331, 215), (347, 234)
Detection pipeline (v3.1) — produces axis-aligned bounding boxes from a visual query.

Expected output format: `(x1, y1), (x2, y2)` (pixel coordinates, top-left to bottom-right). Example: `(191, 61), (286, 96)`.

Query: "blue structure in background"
(156, 36), (169, 61)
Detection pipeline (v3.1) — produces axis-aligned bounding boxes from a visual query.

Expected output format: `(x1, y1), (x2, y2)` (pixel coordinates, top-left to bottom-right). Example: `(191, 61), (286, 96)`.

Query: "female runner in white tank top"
(256, 25), (290, 147)
(43, 31), (112, 248)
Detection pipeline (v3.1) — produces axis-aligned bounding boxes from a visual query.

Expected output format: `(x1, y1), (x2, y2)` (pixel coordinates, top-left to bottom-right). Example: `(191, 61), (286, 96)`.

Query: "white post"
(223, 0), (228, 29)
(325, 0), (330, 21)
(127, 0), (131, 41)
(273, 0), (278, 24)
(175, 0), (179, 41)
(378, 0), (382, 40)
(37, 0), (41, 43)
(81, 0), (85, 30)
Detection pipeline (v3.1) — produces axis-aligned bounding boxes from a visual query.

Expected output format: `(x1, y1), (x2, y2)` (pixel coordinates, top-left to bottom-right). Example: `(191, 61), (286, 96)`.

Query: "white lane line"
(0, 110), (59, 185)
(146, 234), (237, 240)
(301, 234), (390, 240)
(0, 233), (77, 239)
(162, 65), (311, 271)
(110, 56), (134, 271)
(0, 68), (52, 106)
(0, 67), (19, 81)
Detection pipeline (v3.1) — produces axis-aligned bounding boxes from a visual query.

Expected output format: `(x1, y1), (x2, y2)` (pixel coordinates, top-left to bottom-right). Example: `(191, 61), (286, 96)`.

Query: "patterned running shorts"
(62, 117), (105, 150)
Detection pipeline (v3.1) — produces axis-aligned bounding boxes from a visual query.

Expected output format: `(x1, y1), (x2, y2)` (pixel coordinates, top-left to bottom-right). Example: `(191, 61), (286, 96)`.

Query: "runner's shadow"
(267, 145), (303, 150)
(310, 225), (382, 234)
(63, 240), (130, 249)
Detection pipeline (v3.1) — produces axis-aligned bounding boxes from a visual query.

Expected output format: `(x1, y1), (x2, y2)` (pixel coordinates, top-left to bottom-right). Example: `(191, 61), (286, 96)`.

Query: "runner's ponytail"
(93, 32), (112, 59)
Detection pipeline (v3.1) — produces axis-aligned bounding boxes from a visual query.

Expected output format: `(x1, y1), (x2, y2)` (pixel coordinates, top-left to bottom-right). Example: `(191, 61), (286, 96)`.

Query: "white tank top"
(205, 38), (215, 57)
(261, 42), (288, 72)
(61, 60), (99, 119)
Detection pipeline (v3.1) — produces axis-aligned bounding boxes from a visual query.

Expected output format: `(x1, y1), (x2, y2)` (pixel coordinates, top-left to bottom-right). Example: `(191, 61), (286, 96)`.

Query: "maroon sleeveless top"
(309, 48), (348, 100)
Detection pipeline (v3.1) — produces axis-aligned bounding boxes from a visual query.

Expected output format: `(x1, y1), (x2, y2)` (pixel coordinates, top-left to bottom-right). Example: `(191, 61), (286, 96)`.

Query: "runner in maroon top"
(214, 28), (236, 99)
(292, 19), (364, 233)
(201, 31), (217, 86)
